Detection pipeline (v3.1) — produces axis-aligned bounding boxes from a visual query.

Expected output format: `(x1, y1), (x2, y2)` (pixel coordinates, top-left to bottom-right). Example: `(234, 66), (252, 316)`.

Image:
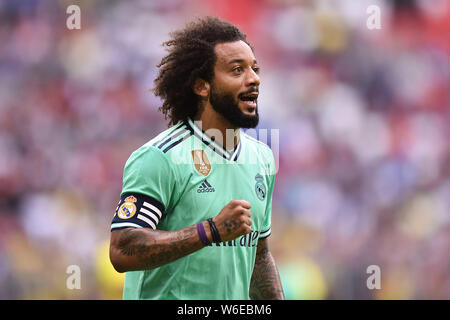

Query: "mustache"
(238, 87), (259, 98)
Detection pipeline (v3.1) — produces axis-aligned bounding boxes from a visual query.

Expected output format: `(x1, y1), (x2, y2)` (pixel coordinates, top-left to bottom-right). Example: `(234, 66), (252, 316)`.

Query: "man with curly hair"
(109, 16), (285, 300)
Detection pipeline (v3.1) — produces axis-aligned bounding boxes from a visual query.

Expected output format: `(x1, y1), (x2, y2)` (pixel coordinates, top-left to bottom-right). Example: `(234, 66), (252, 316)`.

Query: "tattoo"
(223, 219), (238, 234)
(118, 229), (150, 256)
(117, 227), (198, 270)
(249, 239), (285, 300)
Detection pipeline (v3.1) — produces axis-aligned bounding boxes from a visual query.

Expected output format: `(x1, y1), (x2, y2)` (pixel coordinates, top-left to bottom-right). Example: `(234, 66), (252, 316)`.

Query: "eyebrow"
(227, 59), (258, 65)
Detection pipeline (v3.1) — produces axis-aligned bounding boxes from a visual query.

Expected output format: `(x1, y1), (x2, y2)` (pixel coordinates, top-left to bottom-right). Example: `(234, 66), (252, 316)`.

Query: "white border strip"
(110, 222), (143, 230)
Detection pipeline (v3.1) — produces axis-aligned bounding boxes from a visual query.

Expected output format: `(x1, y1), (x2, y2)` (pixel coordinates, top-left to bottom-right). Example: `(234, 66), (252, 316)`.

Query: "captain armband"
(111, 193), (165, 231)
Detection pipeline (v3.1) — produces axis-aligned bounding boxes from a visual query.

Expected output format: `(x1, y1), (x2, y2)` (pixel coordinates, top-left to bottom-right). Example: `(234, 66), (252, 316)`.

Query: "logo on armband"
(118, 196), (137, 219)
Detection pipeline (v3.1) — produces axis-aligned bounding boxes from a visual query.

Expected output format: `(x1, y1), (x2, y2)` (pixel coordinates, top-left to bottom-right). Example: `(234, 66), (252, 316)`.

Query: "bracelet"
(196, 222), (211, 246)
(207, 218), (222, 244)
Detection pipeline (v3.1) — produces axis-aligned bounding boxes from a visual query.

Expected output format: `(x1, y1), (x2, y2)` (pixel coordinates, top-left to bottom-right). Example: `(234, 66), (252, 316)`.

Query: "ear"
(192, 78), (210, 98)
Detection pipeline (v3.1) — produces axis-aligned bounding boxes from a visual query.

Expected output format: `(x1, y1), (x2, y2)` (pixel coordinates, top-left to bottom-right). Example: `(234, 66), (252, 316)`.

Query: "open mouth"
(239, 93), (258, 109)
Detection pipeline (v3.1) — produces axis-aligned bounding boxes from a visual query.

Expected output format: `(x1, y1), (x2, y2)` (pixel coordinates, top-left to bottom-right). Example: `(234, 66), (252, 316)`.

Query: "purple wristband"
(196, 222), (211, 246)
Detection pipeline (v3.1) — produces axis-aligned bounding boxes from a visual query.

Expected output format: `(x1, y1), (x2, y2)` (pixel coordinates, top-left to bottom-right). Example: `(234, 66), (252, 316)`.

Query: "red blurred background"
(0, 0), (449, 299)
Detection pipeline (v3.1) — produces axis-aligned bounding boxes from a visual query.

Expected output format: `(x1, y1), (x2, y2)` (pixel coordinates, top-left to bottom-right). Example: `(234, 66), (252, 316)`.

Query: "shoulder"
(242, 131), (274, 160)
(241, 131), (277, 177)
(126, 122), (192, 167)
(242, 130), (271, 149)
(130, 122), (191, 160)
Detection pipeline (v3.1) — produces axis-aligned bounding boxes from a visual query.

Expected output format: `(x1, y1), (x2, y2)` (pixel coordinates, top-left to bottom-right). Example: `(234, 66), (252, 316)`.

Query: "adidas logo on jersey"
(197, 179), (215, 193)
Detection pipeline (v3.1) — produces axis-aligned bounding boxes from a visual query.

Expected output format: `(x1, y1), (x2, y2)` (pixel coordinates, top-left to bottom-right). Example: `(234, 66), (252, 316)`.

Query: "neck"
(193, 103), (240, 150)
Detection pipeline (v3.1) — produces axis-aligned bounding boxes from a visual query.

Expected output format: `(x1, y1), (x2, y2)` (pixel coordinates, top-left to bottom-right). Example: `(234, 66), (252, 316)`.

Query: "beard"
(209, 84), (259, 129)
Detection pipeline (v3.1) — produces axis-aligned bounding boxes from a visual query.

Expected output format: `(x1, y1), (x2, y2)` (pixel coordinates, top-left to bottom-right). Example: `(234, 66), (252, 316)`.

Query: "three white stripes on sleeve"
(138, 201), (162, 229)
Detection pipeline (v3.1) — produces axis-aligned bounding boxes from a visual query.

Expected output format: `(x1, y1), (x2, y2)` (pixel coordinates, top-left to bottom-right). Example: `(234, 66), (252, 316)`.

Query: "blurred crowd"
(0, 0), (449, 299)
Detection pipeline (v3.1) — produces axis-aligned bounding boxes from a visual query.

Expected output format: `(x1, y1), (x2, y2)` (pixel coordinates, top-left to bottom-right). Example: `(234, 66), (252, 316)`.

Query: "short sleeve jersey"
(111, 118), (276, 300)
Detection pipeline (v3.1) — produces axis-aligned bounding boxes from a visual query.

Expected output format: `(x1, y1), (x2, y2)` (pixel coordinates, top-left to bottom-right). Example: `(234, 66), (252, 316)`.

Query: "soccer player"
(109, 16), (285, 300)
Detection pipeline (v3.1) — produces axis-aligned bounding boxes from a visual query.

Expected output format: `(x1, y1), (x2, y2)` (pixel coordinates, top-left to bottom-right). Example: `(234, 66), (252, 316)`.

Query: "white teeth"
(241, 100), (256, 107)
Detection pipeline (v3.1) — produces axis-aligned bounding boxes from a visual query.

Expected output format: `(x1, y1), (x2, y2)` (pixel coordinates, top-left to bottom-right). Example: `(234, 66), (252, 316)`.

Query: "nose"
(246, 68), (260, 87)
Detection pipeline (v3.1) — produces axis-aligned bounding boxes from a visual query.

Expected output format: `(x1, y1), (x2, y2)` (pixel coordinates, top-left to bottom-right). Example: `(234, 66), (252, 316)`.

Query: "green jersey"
(111, 118), (276, 300)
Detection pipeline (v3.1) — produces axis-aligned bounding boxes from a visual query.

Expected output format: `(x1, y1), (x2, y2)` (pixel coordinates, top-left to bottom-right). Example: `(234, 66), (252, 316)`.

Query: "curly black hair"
(152, 16), (250, 126)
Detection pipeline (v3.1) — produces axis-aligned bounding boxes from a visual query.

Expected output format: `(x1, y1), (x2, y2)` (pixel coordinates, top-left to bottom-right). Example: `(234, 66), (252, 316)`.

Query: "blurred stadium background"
(0, 0), (449, 299)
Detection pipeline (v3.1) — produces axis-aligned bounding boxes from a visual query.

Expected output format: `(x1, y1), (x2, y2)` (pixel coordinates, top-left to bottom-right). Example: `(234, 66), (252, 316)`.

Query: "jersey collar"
(186, 118), (242, 161)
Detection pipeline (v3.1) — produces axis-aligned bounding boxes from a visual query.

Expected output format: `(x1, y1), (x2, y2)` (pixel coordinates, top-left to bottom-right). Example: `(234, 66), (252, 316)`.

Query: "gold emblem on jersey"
(191, 149), (211, 176)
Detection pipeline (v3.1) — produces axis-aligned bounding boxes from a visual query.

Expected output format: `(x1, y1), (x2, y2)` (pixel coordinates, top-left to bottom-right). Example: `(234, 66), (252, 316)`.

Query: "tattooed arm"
(249, 238), (285, 300)
(109, 200), (253, 273)
(109, 224), (211, 272)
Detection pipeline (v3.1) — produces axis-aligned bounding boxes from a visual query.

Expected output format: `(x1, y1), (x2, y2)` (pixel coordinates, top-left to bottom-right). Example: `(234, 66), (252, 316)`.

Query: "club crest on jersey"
(118, 199), (137, 219)
(191, 149), (211, 176)
(255, 174), (266, 201)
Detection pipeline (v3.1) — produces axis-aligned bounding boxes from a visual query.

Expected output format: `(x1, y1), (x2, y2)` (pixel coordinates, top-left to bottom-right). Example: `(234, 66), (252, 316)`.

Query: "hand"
(213, 200), (252, 242)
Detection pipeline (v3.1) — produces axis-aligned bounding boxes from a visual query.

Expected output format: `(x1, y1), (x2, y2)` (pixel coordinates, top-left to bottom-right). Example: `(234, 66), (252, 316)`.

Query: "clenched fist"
(212, 200), (252, 242)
